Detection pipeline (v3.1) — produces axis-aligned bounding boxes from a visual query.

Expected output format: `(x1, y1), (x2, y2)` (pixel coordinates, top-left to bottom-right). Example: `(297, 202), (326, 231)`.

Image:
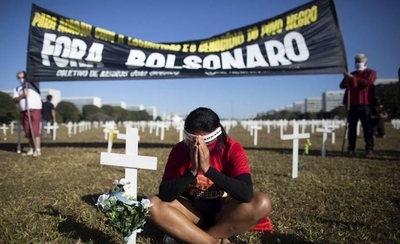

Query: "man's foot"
(22, 149), (34, 156)
(347, 150), (355, 157)
(33, 150), (41, 157)
(366, 150), (373, 158)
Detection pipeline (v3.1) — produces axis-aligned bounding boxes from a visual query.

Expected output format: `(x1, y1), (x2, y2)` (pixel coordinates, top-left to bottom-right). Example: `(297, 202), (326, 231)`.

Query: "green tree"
(375, 83), (399, 119)
(56, 101), (80, 123)
(82, 104), (110, 121)
(0, 91), (18, 124)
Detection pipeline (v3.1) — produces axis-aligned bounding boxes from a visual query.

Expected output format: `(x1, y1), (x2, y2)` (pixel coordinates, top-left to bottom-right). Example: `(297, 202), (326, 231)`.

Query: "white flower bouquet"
(96, 178), (153, 242)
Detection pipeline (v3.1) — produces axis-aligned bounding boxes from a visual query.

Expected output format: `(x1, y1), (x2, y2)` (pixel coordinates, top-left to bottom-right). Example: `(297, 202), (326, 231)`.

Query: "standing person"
(12, 71), (42, 157)
(371, 97), (388, 138)
(340, 54), (376, 157)
(147, 107), (272, 244)
(42, 95), (56, 124)
(42, 95), (56, 139)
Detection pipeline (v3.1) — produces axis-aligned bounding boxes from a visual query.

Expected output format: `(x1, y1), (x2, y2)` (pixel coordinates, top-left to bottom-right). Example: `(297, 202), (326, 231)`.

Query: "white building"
(322, 90), (345, 112)
(103, 101), (127, 109)
(146, 106), (157, 120)
(284, 104), (293, 112)
(1, 88), (61, 107)
(127, 104), (145, 111)
(305, 97), (322, 113)
(293, 101), (305, 113)
(41, 88), (61, 106)
(61, 96), (101, 112)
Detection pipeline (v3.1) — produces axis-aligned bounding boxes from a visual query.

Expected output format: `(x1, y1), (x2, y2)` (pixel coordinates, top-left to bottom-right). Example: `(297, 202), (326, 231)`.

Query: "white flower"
(112, 179), (119, 186)
(141, 198), (153, 209)
(96, 192), (110, 209)
(122, 182), (133, 193)
(97, 178), (151, 242)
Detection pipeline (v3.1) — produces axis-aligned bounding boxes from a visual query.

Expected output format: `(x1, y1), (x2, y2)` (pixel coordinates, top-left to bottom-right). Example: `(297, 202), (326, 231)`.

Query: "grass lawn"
(0, 122), (399, 244)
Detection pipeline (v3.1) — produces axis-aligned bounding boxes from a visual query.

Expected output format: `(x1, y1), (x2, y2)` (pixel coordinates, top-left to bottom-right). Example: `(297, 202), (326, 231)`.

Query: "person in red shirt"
(147, 107), (272, 244)
(340, 54), (376, 157)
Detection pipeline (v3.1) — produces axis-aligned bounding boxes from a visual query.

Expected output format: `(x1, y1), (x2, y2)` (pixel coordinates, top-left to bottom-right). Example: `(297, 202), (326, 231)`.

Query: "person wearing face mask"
(147, 107), (272, 244)
(340, 54), (377, 157)
(12, 70), (42, 157)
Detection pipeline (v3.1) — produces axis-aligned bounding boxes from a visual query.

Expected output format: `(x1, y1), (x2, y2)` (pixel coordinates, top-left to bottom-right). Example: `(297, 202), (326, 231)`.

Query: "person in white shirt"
(12, 71), (42, 157)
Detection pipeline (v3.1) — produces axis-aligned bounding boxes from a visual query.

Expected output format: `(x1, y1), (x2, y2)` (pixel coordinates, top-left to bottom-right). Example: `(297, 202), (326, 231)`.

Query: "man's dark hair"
(46, 95), (53, 101)
(16, 70), (26, 77)
(184, 107), (227, 143)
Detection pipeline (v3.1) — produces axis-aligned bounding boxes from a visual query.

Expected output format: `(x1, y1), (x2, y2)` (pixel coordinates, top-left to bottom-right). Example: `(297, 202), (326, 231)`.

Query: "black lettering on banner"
(27, 1), (347, 80)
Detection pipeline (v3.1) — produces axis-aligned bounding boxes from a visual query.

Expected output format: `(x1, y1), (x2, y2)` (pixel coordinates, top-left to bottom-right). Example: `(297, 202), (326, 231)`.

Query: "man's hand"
(344, 72), (354, 79)
(196, 136), (211, 173)
(23, 88), (29, 97)
(189, 139), (199, 176)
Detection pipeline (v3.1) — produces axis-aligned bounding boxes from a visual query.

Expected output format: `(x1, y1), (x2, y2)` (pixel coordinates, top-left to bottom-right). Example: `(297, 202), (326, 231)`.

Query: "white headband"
(184, 127), (222, 143)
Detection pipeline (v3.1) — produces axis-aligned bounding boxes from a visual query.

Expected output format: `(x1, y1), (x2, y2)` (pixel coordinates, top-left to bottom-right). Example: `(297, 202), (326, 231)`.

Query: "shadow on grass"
(259, 232), (315, 244)
(80, 194), (318, 244)
(0, 141), (175, 152)
(38, 205), (116, 244)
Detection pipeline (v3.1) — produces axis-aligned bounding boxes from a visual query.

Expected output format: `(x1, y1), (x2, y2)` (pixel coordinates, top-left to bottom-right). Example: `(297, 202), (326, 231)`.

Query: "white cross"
(156, 122), (168, 141)
(100, 127), (157, 197)
(0, 124), (8, 140)
(280, 122), (310, 179)
(316, 126), (333, 157)
(251, 124), (262, 146)
(43, 122), (59, 141)
(100, 127), (157, 244)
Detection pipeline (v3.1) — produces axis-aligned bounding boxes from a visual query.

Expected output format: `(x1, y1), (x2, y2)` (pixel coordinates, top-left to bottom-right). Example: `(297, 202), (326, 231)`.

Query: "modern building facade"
(41, 89), (61, 106)
(146, 106), (157, 120)
(1, 88), (61, 107)
(285, 104), (293, 112)
(103, 101), (127, 109)
(305, 97), (322, 113)
(293, 101), (305, 113)
(127, 104), (145, 111)
(322, 90), (345, 112)
(61, 96), (101, 112)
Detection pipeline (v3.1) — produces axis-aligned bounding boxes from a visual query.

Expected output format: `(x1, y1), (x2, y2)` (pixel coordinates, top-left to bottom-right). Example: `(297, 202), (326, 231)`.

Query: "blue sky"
(1, 0), (399, 119)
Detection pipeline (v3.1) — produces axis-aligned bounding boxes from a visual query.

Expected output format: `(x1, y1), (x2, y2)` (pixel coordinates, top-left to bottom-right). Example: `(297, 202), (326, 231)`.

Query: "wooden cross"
(280, 121), (310, 179)
(100, 127), (157, 244)
(316, 126), (333, 157)
(100, 127), (157, 197)
(0, 124), (8, 141)
(250, 124), (262, 146)
(43, 122), (59, 142)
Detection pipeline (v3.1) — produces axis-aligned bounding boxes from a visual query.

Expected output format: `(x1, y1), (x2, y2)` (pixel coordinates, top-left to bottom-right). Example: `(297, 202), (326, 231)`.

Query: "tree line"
(0, 97), (153, 124)
(254, 82), (400, 120)
(1, 82), (399, 124)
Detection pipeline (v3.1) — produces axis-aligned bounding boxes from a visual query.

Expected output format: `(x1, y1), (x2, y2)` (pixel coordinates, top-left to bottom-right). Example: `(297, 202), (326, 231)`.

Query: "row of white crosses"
(0, 121), (21, 141)
(65, 121), (93, 137)
(100, 127), (157, 244)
